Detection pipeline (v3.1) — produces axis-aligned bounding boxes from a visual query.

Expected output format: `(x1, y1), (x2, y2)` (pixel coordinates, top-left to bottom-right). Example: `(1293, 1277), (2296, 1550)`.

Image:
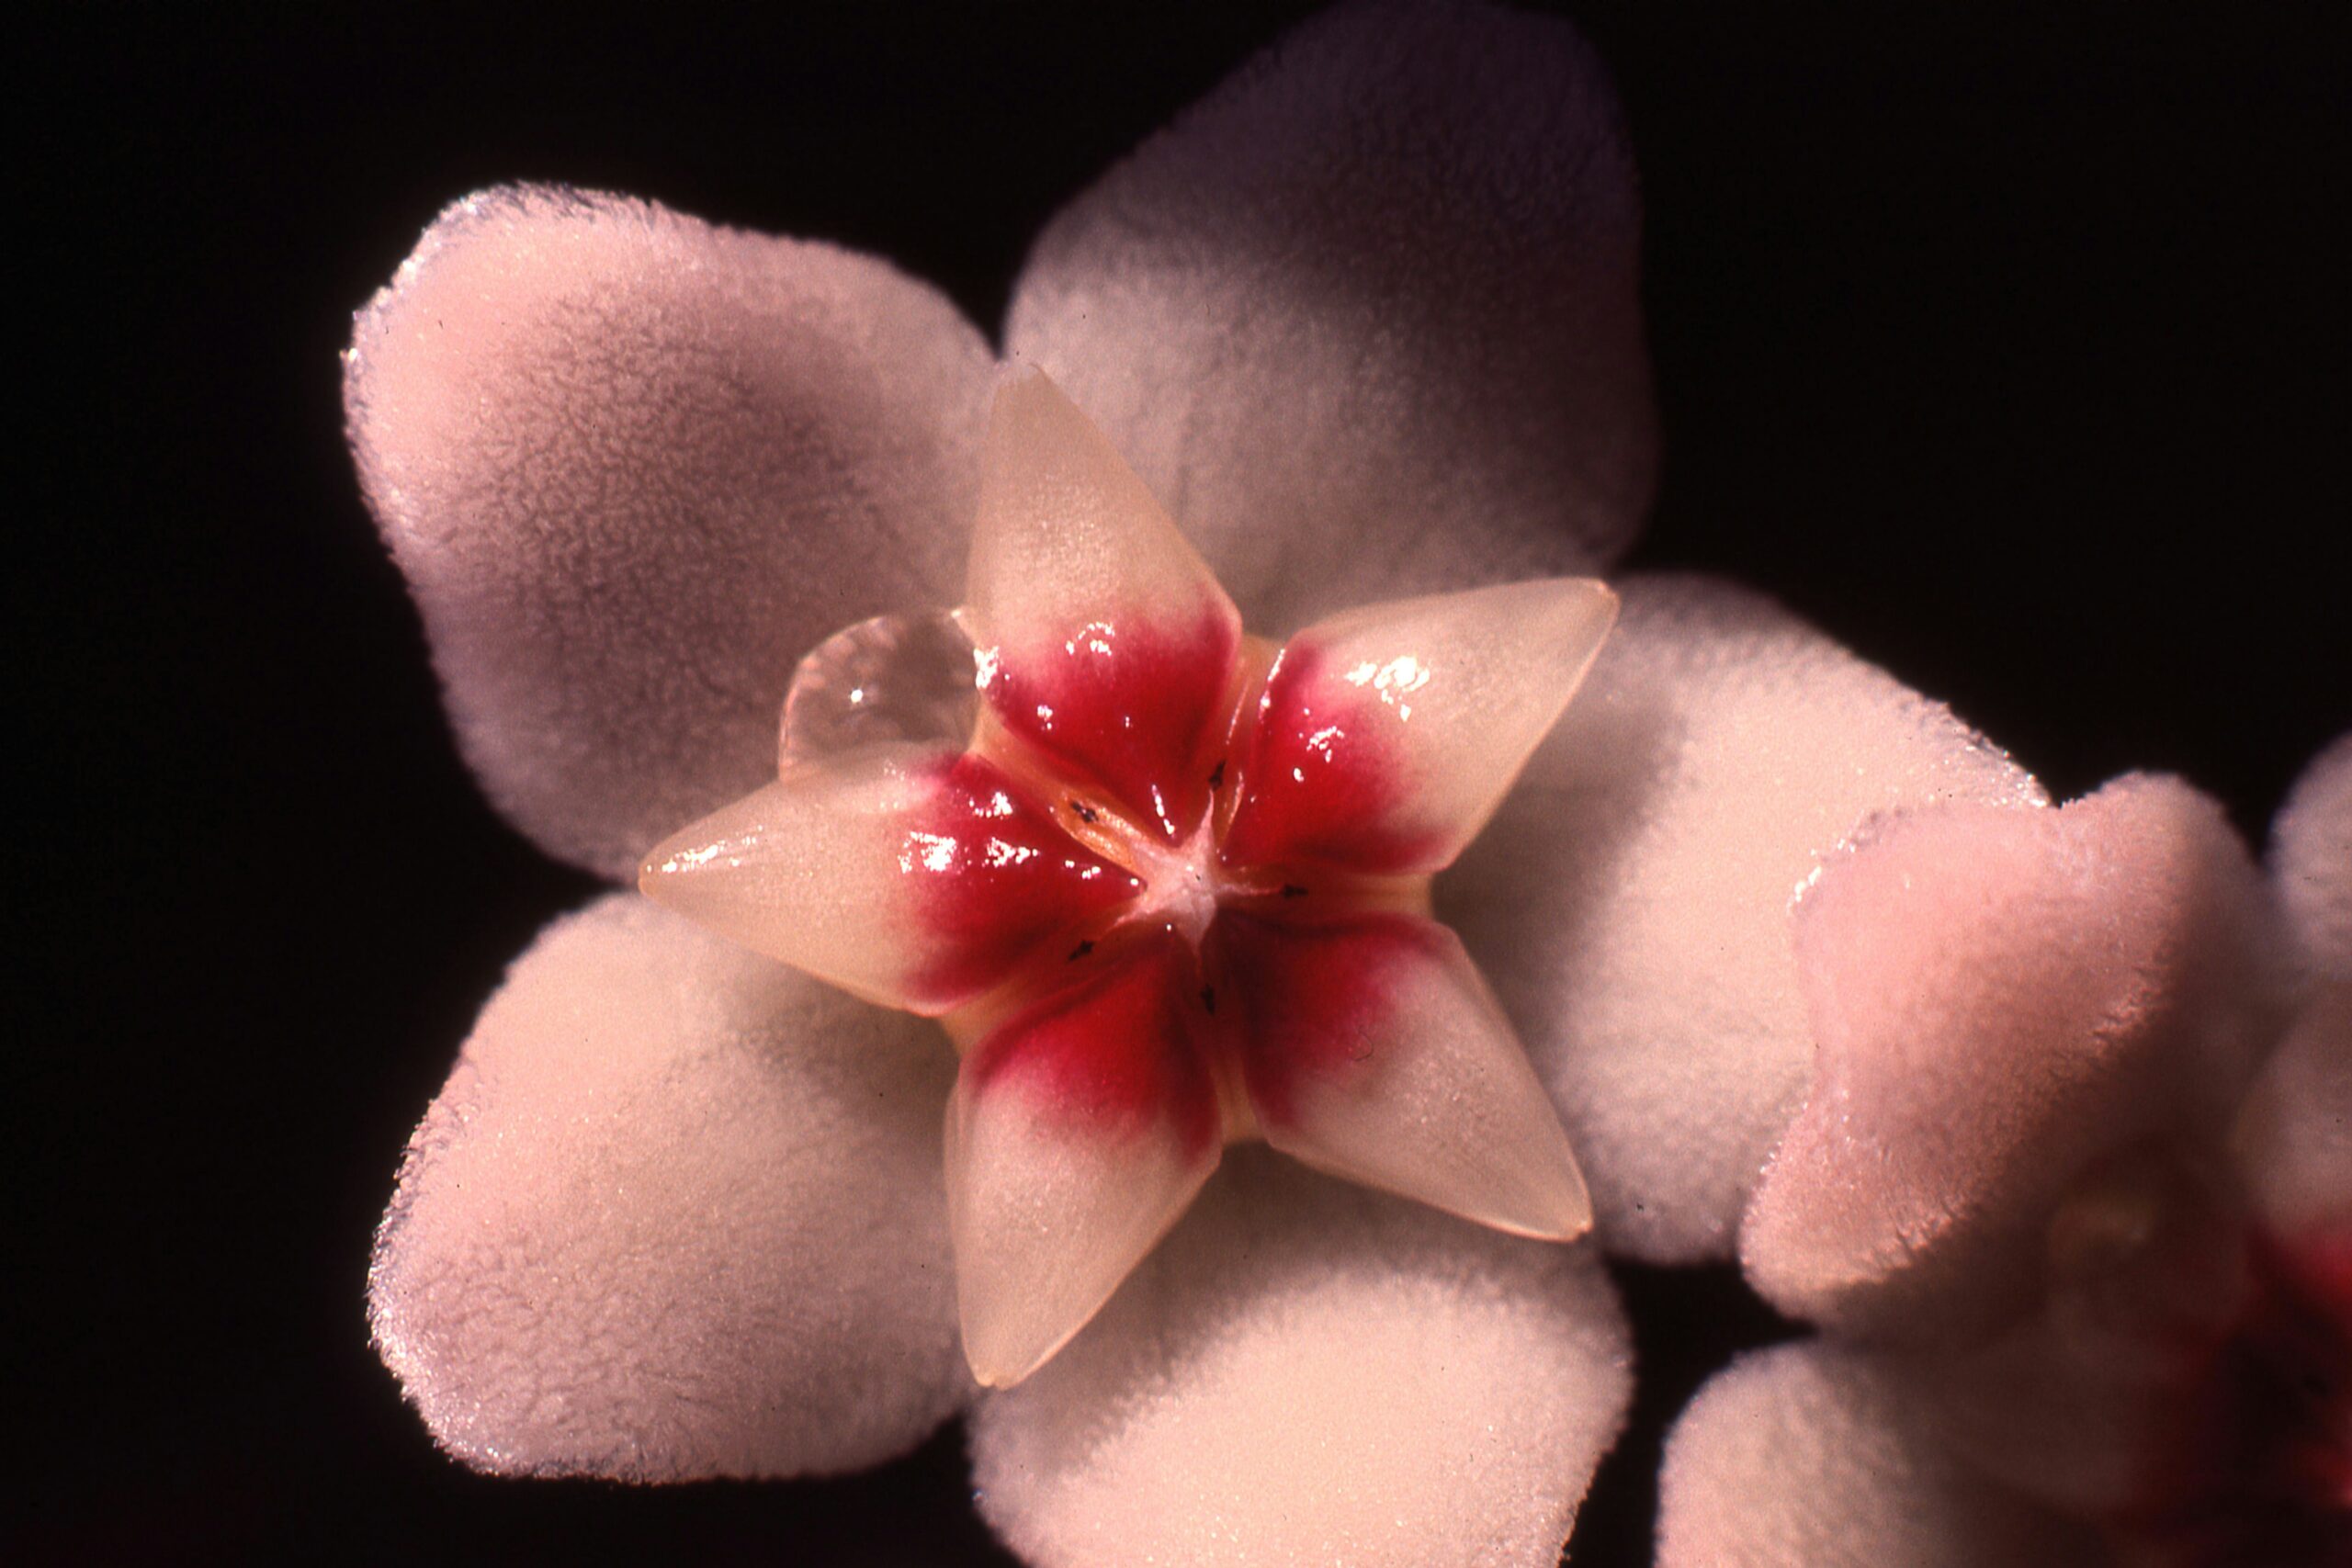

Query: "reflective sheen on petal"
(1742, 775), (2285, 1343)
(971, 1152), (1633, 1568)
(1223, 578), (1615, 876)
(1211, 909), (1589, 1240)
(949, 934), (1222, 1387)
(1658, 1343), (2098, 1568)
(1007, 0), (1656, 631)
(965, 367), (1243, 840)
(639, 743), (1137, 1015)
(368, 895), (967, 1481)
(345, 185), (991, 879)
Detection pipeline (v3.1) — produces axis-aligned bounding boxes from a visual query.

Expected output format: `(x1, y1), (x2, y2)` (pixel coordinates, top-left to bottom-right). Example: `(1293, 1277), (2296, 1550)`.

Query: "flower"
(638, 366), (1613, 1388)
(1656, 739), (2352, 1566)
(347, 3), (2064, 1562)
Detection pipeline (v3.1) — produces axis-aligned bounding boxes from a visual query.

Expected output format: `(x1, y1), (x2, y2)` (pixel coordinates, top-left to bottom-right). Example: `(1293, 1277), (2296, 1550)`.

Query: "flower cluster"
(346, 3), (2348, 1563)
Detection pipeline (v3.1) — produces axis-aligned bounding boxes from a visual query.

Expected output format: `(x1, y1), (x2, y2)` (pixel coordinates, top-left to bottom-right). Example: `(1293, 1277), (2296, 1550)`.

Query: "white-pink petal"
(1442, 575), (2045, 1262)
(1006, 0), (1656, 633)
(969, 1150), (1631, 1568)
(1742, 774), (2284, 1342)
(346, 185), (992, 880)
(2272, 730), (2352, 985)
(1657, 1343), (2098, 1568)
(368, 894), (968, 1479)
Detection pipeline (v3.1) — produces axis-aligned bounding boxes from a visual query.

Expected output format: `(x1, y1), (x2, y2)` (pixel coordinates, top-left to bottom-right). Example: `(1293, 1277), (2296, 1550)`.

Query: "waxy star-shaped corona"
(642, 369), (1614, 1384)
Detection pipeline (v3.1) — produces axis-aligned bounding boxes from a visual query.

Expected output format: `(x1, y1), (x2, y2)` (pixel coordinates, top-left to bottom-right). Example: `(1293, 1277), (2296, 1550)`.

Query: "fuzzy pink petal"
(346, 185), (993, 879)
(2240, 734), (2352, 1244)
(1742, 775), (2284, 1342)
(1442, 575), (2044, 1262)
(968, 1150), (1631, 1568)
(1657, 1343), (2098, 1568)
(1005, 0), (1655, 633)
(2240, 987), (2352, 1242)
(368, 894), (968, 1479)
(2273, 731), (2352, 985)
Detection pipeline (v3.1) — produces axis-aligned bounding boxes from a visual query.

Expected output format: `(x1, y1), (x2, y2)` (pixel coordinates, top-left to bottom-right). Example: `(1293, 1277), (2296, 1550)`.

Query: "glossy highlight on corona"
(641, 368), (1616, 1384)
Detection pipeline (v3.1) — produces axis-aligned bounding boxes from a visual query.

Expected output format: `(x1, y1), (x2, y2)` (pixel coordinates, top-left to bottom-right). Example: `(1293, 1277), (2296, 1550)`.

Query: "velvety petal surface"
(346, 185), (993, 879)
(948, 935), (1223, 1388)
(368, 894), (969, 1479)
(1742, 775), (2283, 1343)
(2239, 987), (2352, 1242)
(970, 1150), (1631, 1568)
(1440, 575), (2045, 1262)
(640, 743), (1137, 1015)
(965, 368), (1242, 840)
(1212, 910), (1589, 1239)
(1006, 0), (1656, 633)
(2243, 732), (2352, 1244)
(1657, 1343), (2098, 1568)
(1221, 579), (1615, 876)
(2273, 731), (2352, 984)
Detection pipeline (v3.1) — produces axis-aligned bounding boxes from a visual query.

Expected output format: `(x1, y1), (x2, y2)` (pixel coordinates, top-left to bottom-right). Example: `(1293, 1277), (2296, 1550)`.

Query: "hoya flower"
(1657, 739), (2352, 1566)
(638, 366), (1611, 1386)
(347, 2), (2053, 1560)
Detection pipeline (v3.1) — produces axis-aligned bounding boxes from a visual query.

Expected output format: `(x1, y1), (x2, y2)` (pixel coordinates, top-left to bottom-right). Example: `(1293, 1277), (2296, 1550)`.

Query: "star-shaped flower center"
(643, 368), (1615, 1384)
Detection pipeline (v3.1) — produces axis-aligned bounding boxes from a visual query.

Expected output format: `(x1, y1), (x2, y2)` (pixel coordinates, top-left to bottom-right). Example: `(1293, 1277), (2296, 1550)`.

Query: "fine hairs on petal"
(368, 896), (968, 1480)
(972, 1151), (1632, 1568)
(345, 185), (993, 881)
(1008, 0), (1657, 632)
(1657, 1343), (2099, 1568)
(1443, 574), (2045, 1264)
(1741, 774), (2285, 1343)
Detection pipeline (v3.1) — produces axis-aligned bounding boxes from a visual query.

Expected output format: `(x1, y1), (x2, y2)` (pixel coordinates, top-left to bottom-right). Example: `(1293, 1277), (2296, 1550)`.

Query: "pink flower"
(346, 3), (2061, 1561)
(638, 366), (1613, 1387)
(1657, 738), (2352, 1565)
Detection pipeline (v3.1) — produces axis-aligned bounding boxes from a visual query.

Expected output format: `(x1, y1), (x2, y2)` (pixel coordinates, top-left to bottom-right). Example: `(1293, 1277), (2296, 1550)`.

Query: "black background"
(22, 3), (2346, 1563)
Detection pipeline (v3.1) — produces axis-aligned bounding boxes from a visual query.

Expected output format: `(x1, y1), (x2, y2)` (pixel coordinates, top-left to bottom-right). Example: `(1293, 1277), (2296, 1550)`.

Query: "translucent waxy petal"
(948, 934), (1222, 1387)
(2273, 730), (2352, 985)
(640, 743), (1138, 1015)
(971, 1151), (1633, 1568)
(1211, 910), (1589, 1240)
(1222, 579), (1615, 876)
(779, 610), (979, 769)
(964, 367), (1243, 841)
(1441, 574), (2047, 1262)
(1006, 0), (1656, 633)
(1657, 1343), (2098, 1568)
(1742, 774), (2285, 1343)
(345, 185), (991, 879)
(368, 895), (967, 1480)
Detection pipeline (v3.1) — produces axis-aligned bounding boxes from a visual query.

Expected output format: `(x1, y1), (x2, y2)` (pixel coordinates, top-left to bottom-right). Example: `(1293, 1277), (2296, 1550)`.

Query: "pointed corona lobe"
(1223, 578), (1616, 875)
(640, 744), (1139, 1015)
(949, 934), (1223, 1386)
(965, 367), (1244, 841)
